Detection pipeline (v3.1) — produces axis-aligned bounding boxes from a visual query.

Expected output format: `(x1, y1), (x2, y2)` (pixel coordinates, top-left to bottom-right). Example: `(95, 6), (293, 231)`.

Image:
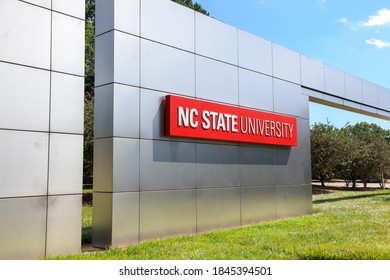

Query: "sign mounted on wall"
(165, 95), (298, 146)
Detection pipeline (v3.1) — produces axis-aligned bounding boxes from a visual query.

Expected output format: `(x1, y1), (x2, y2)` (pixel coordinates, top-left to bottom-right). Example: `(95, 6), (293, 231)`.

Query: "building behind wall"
(0, 0), (85, 259)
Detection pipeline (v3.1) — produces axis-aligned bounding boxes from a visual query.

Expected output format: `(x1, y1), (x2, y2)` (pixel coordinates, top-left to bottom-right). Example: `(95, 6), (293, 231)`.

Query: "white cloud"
(362, 8), (390, 27)
(339, 17), (348, 23)
(365, 38), (390, 48)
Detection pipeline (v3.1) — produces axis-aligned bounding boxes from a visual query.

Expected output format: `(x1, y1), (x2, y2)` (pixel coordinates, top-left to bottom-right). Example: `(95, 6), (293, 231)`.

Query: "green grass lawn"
(57, 189), (389, 260)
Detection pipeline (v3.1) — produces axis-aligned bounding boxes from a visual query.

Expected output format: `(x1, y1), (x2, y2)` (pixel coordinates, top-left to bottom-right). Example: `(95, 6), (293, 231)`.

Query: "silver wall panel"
(238, 30), (272, 75)
(343, 100), (362, 111)
(273, 78), (309, 119)
(345, 73), (363, 103)
(196, 56), (239, 105)
(96, 0), (140, 36)
(197, 188), (241, 232)
(361, 105), (376, 115)
(195, 12), (238, 65)
(239, 69), (273, 112)
(46, 195), (82, 257)
(0, 130), (48, 198)
(23, 0), (51, 9)
(301, 55), (325, 92)
(95, 31), (140, 87)
(275, 185), (313, 219)
(94, 138), (114, 192)
(0, 63), (50, 132)
(274, 149), (306, 186)
(94, 84), (140, 139)
(297, 118), (311, 153)
(52, 12), (85, 76)
(0, 197), (46, 260)
(324, 65), (345, 97)
(92, 193), (113, 248)
(141, 39), (195, 96)
(197, 143), (240, 188)
(48, 134), (83, 195)
(241, 186), (277, 225)
(52, 0), (85, 20)
(0, 0), (51, 69)
(272, 44), (300, 84)
(112, 192), (140, 246)
(140, 190), (196, 241)
(141, 0), (195, 52)
(140, 140), (196, 190)
(240, 146), (275, 187)
(378, 86), (390, 110)
(50, 72), (84, 134)
(362, 80), (378, 108)
(323, 94), (343, 106)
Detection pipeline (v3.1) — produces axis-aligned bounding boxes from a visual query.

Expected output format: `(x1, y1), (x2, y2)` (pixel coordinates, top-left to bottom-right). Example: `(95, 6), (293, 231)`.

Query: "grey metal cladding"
(345, 73), (363, 103)
(241, 186), (277, 225)
(0, 0), (51, 69)
(196, 56), (239, 105)
(238, 30), (272, 75)
(140, 190), (196, 241)
(239, 69), (273, 112)
(140, 140), (196, 191)
(0, 130), (48, 198)
(362, 80), (378, 108)
(141, 0), (195, 52)
(0, 63), (50, 132)
(301, 55), (325, 92)
(324, 65), (345, 98)
(197, 188), (241, 232)
(112, 192), (140, 246)
(273, 78), (309, 119)
(96, 0), (139, 36)
(378, 86), (390, 110)
(22, 0), (51, 9)
(51, 12), (85, 76)
(297, 118), (311, 153)
(46, 195), (82, 257)
(275, 185), (313, 219)
(196, 143), (240, 188)
(195, 12), (238, 65)
(272, 44), (300, 84)
(141, 39), (196, 96)
(274, 149), (306, 186)
(52, 0), (85, 20)
(93, 138), (114, 192)
(48, 134), (83, 195)
(92, 193), (113, 248)
(0, 197), (47, 260)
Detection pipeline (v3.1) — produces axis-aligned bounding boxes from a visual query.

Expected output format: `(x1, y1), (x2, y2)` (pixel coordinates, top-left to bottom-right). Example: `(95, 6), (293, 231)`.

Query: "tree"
(172, 0), (210, 15)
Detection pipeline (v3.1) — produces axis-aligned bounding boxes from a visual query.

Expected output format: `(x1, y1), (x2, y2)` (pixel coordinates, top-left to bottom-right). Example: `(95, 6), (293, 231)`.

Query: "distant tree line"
(311, 122), (390, 189)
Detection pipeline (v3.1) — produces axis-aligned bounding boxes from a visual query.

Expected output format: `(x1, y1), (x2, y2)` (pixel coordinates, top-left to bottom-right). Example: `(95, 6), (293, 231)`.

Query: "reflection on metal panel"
(276, 185), (313, 219)
(92, 193), (113, 248)
(301, 55), (325, 92)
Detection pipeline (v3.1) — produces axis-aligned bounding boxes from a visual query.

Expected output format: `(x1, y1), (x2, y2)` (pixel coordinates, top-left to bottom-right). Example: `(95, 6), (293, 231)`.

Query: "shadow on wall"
(152, 98), (291, 165)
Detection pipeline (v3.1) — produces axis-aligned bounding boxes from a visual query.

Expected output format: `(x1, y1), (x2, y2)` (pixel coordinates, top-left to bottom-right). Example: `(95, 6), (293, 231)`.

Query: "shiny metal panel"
(0, 0), (51, 69)
(197, 188), (241, 232)
(52, 12), (85, 76)
(112, 192), (140, 246)
(0, 63), (50, 132)
(197, 144), (240, 188)
(378, 86), (390, 110)
(0, 197), (46, 260)
(140, 140), (196, 191)
(240, 146), (275, 187)
(48, 134), (83, 195)
(140, 89), (167, 140)
(46, 195), (82, 257)
(239, 69), (273, 112)
(52, 0), (85, 19)
(238, 30), (272, 75)
(96, 0), (139, 36)
(141, 39), (195, 96)
(93, 138), (114, 192)
(323, 94), (343, 106)
(301, 55), (324, 91)
(276, 185), (313, 219)
(0, 130), (48, 198)
(361, 105), (376, 115)
(324, 65), (345, 97)
(362, 80), (378, 108)
(344, 100), (362, 111)
(196, 12), (238, 65)
(23, 0), (51, 9)
(302, 87), (323, 99)
(272, 44), (300, 84)
(50, 72), (84, 134)
(274, 149), (305, 186)
(241, 186), (277, 225)
(273, 78), (309, 119)
(141, 0), (195, 52)
(95, 31), (114, 86)
(297, 118), (311, 153)
(345, 73), (363, 103)
(92, 193), (113, 248)
(196, 56), (239, 105)
(113, 138), (140, 192)
(94, 84), (139, 139)
(140, 190), (196, 241)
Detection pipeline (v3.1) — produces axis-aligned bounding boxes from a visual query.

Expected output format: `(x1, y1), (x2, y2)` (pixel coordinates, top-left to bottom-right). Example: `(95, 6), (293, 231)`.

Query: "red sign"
(165, 95), (297, 146)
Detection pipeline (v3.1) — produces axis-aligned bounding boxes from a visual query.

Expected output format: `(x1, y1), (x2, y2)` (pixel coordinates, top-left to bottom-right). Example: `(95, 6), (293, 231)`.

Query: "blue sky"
(194, 0), (390, 129)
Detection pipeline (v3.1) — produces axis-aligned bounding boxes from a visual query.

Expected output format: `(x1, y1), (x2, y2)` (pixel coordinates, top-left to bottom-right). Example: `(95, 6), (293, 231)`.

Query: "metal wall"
(0, 0), (85, 259)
